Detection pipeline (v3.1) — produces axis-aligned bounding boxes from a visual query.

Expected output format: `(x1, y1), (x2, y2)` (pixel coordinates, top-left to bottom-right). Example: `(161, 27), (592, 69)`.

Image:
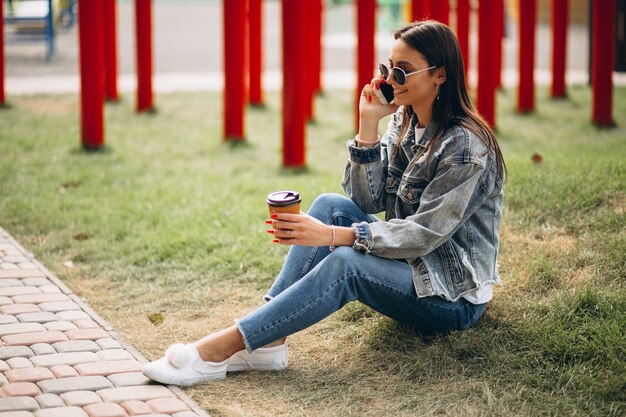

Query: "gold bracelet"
(329, 225), (336, 252)
(354, 134), (381, 146)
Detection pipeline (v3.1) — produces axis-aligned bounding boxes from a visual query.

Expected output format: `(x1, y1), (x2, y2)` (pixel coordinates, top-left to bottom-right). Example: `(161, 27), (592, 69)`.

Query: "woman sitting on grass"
(144, 20), (506, 386)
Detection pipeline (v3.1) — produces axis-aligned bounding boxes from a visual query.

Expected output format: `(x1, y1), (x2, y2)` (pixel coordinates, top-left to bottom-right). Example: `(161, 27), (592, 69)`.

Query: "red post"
(411, 0), (431, 21)
(356, 0), (376, 131)
(431, 0), (449, 25)
(282, 0), (305, 167)
(103, 0), (119, 101)
(303, 0), (313, 121)
(312, 0), (323, 94)
(494, 0), (504, 88)
(551, 0), (568, 98)
(224, 0), (248, 140)
(518, 0), (536, 113)
(592, 0), (615, 126)
(305, 0), (323, 120)
(135, 0), (154, 112)
(78, 0), (105, 149)
(249, 0), (263, 105)
(477, 0), (497, 127)
(456, 0), (470, 81)
(0, 0), (5, 106)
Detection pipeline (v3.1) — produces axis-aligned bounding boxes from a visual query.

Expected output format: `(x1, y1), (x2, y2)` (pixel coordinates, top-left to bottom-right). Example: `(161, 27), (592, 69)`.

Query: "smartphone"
(374, 82), (394, 105)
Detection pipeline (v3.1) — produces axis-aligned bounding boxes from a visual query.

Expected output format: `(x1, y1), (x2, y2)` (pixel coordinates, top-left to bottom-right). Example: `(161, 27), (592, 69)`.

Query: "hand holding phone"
(373, 82), (394, 105)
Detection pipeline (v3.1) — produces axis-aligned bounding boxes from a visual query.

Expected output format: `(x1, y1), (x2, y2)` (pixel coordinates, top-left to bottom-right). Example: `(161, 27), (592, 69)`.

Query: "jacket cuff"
(347, 140), (382, 164)
(351, 222), (373, 254)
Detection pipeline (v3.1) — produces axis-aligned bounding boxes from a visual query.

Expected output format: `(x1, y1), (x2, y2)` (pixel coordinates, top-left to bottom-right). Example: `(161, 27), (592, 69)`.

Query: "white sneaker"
(227, 343), (288, 372)
(143, 344), (228, 386)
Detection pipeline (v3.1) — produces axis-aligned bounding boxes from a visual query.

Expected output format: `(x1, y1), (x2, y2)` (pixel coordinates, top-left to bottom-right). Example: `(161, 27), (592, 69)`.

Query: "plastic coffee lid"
(267, 191), (301, 207)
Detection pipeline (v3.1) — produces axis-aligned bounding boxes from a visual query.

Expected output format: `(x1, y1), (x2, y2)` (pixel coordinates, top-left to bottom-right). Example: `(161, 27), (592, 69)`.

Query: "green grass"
(0, 85), (624, 416)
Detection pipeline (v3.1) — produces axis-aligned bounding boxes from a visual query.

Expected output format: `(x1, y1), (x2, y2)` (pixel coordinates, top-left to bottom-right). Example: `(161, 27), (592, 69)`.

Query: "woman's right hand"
(359, 77), (399, 122)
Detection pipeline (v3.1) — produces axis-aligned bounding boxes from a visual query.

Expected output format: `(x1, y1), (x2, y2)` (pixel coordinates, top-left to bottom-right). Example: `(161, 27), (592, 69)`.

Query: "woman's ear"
(435, 67), (447, 85)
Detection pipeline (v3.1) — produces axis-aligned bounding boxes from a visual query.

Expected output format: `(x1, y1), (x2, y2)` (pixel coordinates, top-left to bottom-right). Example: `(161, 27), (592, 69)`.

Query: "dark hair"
(393, 20), (506, 177)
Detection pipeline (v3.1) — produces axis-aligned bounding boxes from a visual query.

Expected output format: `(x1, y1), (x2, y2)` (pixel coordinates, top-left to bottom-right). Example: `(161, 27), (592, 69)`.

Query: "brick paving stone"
(12, 294), (70, 304)
(0, 316), (18, 325)
(31, 352), (100, 367)
(2, 256), (28, 264)
(0, 263), (19, 270)
(75, 360), (143, 377)
(0, 270), (44, 279)
(0, 346), (34, 360)
(83, 402), (129, 417)
(2, 331), (68, 346)
(0, 297), (13, 306)
(66, 329), (110, 341)
(0, 396), (40, 411)
(0, 382), (42, 397)
(5, 367), (55, 383)
(107, 373), (152, 388)
(96, 350), (133, 362)
(38, 286), (61, 295)
(38, 376), (113, 395)
(56, 311), (89, 321)
(0, 304), (41, 315)
(0, 279), (22, 287)
(173, 412), (199, 417)
(97, 386), (176, 403)
(0, 323), (46, 337)
(7, 357), (34, 369)
(0, 411), (34, 417)
(44, 321), (78, 332)
(0, 287), (41, 297)
(146, 398), (189, 414)
(120, 400), (151, 415)
(53, 340), (100, 353)
(17, 263), (38, 270)
(39, 302), (81, 313)
(74, 319), (100, 330)
(30, 344), (55, 356)
(35, 393), (65, 408)
(95, 339), (121, 350)
(0, 375), (7, 387)
(21, 278), (51, 287)
(33, 407), (89, 417)
(50, 365), (79, 378)
(60, 390), (103, 407)
(0, 361), (8, 372)
(16, 313), (58, 324)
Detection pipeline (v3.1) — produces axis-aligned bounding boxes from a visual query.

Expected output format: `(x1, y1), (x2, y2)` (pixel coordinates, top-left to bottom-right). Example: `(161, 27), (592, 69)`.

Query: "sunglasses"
(379, 63), (437, 86)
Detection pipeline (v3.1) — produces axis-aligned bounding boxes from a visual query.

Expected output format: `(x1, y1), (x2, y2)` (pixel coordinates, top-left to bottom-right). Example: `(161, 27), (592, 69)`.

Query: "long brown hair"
(393, 21), (506, 176)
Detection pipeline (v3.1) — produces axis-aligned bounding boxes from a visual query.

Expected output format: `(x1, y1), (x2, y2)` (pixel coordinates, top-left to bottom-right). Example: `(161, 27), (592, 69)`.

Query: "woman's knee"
(308, 193), (351, 218)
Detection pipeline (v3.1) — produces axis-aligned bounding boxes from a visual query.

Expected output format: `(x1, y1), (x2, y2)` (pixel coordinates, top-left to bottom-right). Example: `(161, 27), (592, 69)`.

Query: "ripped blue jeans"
(236, 193), (487, 351)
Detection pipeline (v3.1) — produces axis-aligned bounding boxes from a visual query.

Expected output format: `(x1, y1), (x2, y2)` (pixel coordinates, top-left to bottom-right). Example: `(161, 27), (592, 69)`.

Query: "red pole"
(282, 0), (305, 167)
(0, 0), (5, 106)
(249, 0), (263, 105)
(103, 0), (119, 101)
(411, 0), (431, 21)
(78, 0), (105, 149)
(477, 0), (497, 127)
(456, 0), (470, 82)
(312, 0), (323, 94)
(356, 0), (376, 131)
(551, 0), (568, 98)
(518, 0), (536, 113)
(592, 0), (615, 126)
(303, 0), (313, 121)
(431, 0), (449, 25)
(224, 0), (248, 140)
(494, 0), (504, 88)
(135, 0), (154, 112)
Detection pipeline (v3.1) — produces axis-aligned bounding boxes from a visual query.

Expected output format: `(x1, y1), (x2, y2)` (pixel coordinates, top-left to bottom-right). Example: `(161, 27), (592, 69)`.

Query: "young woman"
(143, 20), (505, 386)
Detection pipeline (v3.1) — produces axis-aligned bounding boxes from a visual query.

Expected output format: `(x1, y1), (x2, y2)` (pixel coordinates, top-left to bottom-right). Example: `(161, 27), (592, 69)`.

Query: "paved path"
(0, 227), (209, 417)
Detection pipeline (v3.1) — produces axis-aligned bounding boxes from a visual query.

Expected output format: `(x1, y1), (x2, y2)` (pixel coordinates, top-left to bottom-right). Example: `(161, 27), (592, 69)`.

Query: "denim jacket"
(341, 108), (504, 302)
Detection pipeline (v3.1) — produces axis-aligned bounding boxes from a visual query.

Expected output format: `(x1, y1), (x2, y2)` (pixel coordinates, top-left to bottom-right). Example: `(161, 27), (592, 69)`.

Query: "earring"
(436, 85), (440, 101)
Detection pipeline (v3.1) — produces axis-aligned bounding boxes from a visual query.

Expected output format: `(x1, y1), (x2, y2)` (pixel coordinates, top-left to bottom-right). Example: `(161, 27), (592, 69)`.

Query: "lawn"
(0, 85), (624, 417)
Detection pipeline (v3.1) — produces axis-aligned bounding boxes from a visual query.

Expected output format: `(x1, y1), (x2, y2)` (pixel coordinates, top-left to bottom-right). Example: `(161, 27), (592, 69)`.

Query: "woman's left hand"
(266, 212), (332, 247)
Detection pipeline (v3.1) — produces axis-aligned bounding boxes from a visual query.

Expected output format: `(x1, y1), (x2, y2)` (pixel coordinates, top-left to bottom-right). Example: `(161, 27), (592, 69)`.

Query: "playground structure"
(0, 0), (620, 167)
